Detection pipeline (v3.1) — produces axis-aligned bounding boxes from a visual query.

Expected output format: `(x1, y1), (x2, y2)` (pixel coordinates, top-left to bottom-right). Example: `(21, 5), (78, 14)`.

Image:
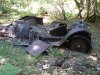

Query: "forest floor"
(0, 19), (100, 75)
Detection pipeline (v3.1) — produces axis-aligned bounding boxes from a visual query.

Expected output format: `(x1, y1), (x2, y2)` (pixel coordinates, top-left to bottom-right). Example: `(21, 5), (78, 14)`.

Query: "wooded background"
(0, 0), (100, 24)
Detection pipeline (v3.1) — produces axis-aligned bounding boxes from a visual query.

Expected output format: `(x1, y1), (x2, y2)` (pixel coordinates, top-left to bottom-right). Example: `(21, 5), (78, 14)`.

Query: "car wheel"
(68, 35), (92, 53)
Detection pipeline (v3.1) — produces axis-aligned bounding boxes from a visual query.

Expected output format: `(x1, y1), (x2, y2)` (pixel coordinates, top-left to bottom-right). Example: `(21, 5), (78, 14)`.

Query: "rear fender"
(59, 28), (91, 45)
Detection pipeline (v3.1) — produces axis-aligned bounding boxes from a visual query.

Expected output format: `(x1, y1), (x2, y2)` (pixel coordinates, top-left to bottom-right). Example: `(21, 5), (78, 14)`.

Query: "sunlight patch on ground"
(43, 16), (53, 24)
(0, 56), (6, 65)
(26, 55), (32, 60)
(87, 55), (98, 61)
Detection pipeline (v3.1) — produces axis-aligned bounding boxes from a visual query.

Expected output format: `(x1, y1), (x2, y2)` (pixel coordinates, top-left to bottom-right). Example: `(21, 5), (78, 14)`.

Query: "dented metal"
(0, 16), (92, 56)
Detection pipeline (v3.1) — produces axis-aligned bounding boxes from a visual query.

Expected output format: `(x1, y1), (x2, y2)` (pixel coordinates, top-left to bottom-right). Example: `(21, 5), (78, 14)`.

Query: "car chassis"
(0, 16), (92, 56)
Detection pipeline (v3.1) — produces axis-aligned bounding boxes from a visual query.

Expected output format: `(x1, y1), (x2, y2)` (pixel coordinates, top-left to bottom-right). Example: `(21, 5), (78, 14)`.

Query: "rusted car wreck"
(0, 16), (92, 56)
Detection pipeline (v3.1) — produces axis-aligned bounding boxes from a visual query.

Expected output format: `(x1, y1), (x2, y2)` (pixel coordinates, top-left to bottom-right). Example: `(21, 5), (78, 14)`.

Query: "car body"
(0, 16), (92, 55)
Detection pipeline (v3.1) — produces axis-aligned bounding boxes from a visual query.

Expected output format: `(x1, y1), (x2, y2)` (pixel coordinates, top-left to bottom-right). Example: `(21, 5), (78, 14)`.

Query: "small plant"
(0, 63), (22, 75)
(50, 48), (63, 58)
(86, 71), (96, 75)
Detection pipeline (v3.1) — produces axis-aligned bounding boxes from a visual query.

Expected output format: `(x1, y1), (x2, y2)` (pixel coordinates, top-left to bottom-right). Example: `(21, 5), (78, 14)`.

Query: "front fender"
(59, 28), (91, 45)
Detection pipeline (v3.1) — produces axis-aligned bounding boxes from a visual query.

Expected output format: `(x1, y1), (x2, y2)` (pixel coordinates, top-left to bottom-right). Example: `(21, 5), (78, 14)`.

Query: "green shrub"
(0, 63), (22, 75)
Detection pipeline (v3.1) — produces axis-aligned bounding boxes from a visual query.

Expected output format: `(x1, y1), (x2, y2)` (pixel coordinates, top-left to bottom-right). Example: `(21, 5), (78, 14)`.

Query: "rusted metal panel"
(26, 40), (50, 56)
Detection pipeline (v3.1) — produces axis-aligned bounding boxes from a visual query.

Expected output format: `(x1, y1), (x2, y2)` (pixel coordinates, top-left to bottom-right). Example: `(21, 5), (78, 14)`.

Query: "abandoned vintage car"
(0, 16), (92, 56)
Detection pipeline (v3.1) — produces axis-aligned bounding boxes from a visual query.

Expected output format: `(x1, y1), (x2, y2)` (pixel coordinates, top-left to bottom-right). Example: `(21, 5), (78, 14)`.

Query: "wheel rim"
(70, 38), (88, 52)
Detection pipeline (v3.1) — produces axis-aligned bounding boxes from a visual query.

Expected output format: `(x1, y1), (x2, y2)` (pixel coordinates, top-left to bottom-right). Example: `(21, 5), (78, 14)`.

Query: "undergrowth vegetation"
(0, 21), (100, 75)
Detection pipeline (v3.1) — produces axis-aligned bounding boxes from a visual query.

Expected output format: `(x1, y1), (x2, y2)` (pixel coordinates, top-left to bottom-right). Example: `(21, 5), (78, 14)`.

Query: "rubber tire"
(67, 35), (92, 53)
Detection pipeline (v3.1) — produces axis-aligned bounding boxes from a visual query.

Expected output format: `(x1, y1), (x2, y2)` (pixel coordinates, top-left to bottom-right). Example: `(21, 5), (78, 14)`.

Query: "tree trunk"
(61, 5), (67, 20)
(86, 0), (90, 20)
(60, 0), (67, 20)
(87, 0), (98, 22)
(74, 0), (84, 19)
